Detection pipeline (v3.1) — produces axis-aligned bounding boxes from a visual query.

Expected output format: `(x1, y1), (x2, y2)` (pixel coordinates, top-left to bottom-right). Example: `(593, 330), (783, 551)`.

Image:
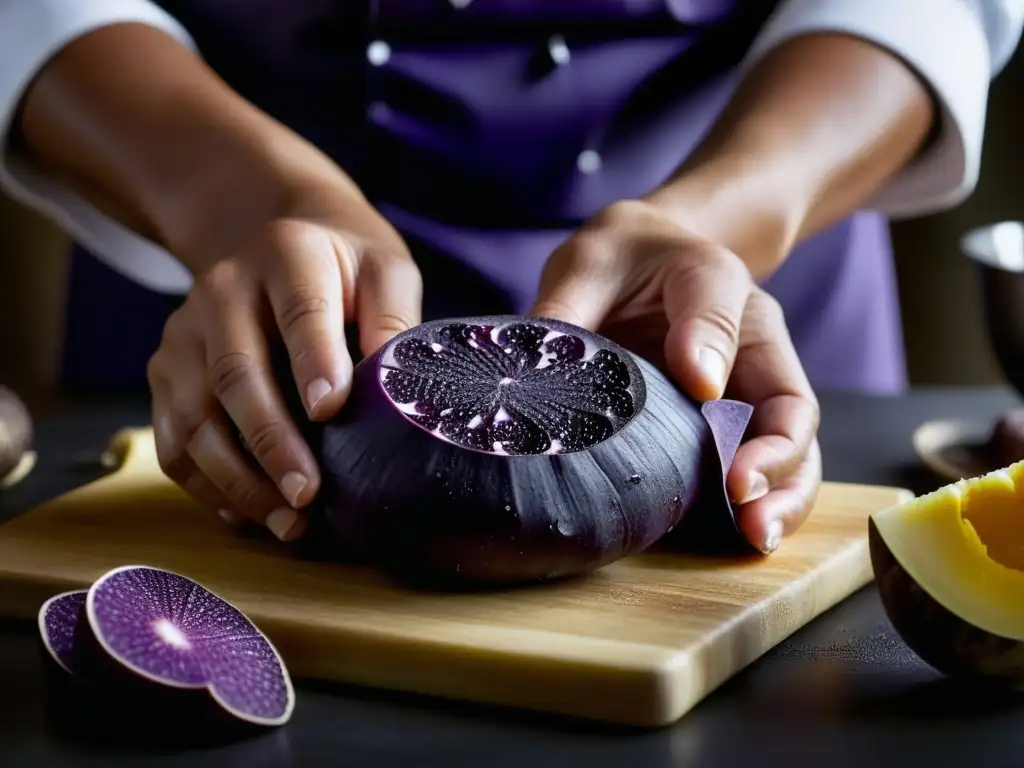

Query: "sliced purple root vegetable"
(38, 590), (88, 676)
(37, 565), (294, 727)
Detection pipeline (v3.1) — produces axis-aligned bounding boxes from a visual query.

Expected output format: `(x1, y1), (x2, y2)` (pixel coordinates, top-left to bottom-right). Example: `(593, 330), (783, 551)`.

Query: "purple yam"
(38, 590), (88, 675)
(316, 314), (763, 586)
(83, 565), (294, 726)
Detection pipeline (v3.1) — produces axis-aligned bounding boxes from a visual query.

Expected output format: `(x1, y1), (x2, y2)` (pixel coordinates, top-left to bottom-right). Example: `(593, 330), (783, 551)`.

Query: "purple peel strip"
(661, 399), (755, 554)
(701, 399), (753, 481)
(701, 398), (753, 540)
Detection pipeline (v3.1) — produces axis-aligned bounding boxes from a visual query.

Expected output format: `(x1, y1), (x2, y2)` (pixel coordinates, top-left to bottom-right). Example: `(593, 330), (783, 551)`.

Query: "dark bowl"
(961, 221), (1024, 400)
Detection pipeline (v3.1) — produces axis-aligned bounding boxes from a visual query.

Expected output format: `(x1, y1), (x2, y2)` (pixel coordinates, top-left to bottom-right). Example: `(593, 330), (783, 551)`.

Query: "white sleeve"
(740, 0), (1024, 219)
(0, 0), (198, 294)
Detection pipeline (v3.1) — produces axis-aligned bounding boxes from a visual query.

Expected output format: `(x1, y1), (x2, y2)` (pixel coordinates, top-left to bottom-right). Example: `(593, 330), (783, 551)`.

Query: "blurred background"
(1, 43), (1021, 410)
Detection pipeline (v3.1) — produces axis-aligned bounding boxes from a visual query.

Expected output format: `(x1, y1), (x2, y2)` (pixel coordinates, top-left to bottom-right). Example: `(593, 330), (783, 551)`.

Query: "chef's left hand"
(530, 199), (821, 554)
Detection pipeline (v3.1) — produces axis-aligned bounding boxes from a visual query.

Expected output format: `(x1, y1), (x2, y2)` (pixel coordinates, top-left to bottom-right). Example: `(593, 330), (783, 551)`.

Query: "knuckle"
(154, 437), (190, 483)
(170, 399), (208, 447)
(752, 290), (786, 325)
(533, 298), (588, 329)
(746, 289), (785, 325)
(162, 306), (187, 337)
(263, 218), (315, 253)
(694, 245), (750, 284)
(560, 236), (615, 274)
(209, 351), (255, 400)
(244, 418), (287, 464)
(809, 401), (822, 432)
(591, 199), (647, 231)
(146, 352), (165, 387)
(222, 473), (265, 512)
(391, 251), (425, 288)
(700, 303), (742, 342)
(374, 311), (417, 337)
(197, 259), (245, 302)
(277, 289), (330, 334)
(364, 246), (424, 286)
(157, 307), (193, 351)
(737, 292), (789, 349)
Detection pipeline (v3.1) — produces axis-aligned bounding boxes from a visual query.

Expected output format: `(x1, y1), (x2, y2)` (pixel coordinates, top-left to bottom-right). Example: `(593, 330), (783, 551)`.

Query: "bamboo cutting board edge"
(0, 428), (912, 727)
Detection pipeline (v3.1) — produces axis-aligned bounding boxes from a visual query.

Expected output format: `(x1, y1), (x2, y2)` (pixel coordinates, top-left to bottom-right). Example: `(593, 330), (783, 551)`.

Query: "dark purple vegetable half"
(37, 565), (294, 727)
(317, 315), (754, 586)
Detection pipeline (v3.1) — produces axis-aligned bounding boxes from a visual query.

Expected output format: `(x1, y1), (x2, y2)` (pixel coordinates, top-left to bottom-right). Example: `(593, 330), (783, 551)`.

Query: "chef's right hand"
(146, 202), (422, 543)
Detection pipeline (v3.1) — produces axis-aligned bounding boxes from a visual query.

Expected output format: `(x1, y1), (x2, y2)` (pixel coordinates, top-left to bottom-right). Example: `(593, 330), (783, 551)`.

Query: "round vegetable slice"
(37, 565), (294, 728)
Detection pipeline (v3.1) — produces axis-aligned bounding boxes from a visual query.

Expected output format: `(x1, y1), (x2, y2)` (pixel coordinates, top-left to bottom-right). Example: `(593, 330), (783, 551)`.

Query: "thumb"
(529, 236), (621, 331)
(356, 251), (424, 357)
(663, 245), (752, 402)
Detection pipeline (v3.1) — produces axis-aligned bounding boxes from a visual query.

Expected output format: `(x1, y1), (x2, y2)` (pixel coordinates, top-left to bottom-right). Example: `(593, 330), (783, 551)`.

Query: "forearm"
(647, 32), (935, 279)
(12, 22), (359, 274)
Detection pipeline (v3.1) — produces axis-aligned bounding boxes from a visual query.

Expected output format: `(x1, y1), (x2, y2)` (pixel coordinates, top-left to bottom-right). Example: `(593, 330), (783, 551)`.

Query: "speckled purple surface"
(88, 567), (292, 723)
(40, 591), (87, 674)
(379, 320), (641, 455)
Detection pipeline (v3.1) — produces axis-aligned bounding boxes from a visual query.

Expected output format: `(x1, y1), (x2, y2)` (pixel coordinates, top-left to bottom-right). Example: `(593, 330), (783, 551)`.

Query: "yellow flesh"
(871, 460), (1024, 640)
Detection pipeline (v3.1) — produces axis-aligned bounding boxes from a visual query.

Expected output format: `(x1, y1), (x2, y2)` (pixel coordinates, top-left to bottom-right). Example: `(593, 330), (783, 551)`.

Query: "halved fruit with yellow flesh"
(869, 460), (1024, 685)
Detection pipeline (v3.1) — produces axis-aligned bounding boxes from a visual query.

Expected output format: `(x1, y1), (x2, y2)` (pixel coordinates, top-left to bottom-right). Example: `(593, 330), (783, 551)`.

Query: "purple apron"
(62, 0), (907, 396)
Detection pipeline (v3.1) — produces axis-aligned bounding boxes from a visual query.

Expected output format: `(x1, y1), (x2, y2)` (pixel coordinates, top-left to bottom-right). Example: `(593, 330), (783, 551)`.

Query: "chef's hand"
(530, 199), (820, 554)
(146, 196), (422, 542)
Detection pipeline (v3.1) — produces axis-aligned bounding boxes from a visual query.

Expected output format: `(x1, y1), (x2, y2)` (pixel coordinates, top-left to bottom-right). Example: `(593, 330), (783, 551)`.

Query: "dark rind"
(869, 518), (1024, 685)
(318, 315), (754, 585)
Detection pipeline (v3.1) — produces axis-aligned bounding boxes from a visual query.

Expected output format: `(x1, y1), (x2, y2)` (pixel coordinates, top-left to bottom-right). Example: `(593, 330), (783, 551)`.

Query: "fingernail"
(280, 471), (307, 507)
(218, 508), (243, 525)
(266, 507), (301, 542)
(306, 378), (332, 413)
(763, 519), (784, 554)
(744, 472), (770, 504)
(698, 346), (727, 394)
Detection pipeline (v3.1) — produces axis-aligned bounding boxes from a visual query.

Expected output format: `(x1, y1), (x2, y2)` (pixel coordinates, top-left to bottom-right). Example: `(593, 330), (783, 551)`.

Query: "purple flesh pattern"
(379, 321), (639, 455)
(40, 590), (88, 674)
(87, 566), (293, 724)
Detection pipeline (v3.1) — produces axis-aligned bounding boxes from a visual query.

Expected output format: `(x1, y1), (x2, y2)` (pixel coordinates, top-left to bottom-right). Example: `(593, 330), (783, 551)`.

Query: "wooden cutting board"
(0, 427), (911, 727)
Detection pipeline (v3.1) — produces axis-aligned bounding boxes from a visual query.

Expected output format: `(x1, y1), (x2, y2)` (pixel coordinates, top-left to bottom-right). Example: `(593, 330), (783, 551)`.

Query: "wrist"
(146, 112), (361, 276)
(643, 152), (809, 281)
